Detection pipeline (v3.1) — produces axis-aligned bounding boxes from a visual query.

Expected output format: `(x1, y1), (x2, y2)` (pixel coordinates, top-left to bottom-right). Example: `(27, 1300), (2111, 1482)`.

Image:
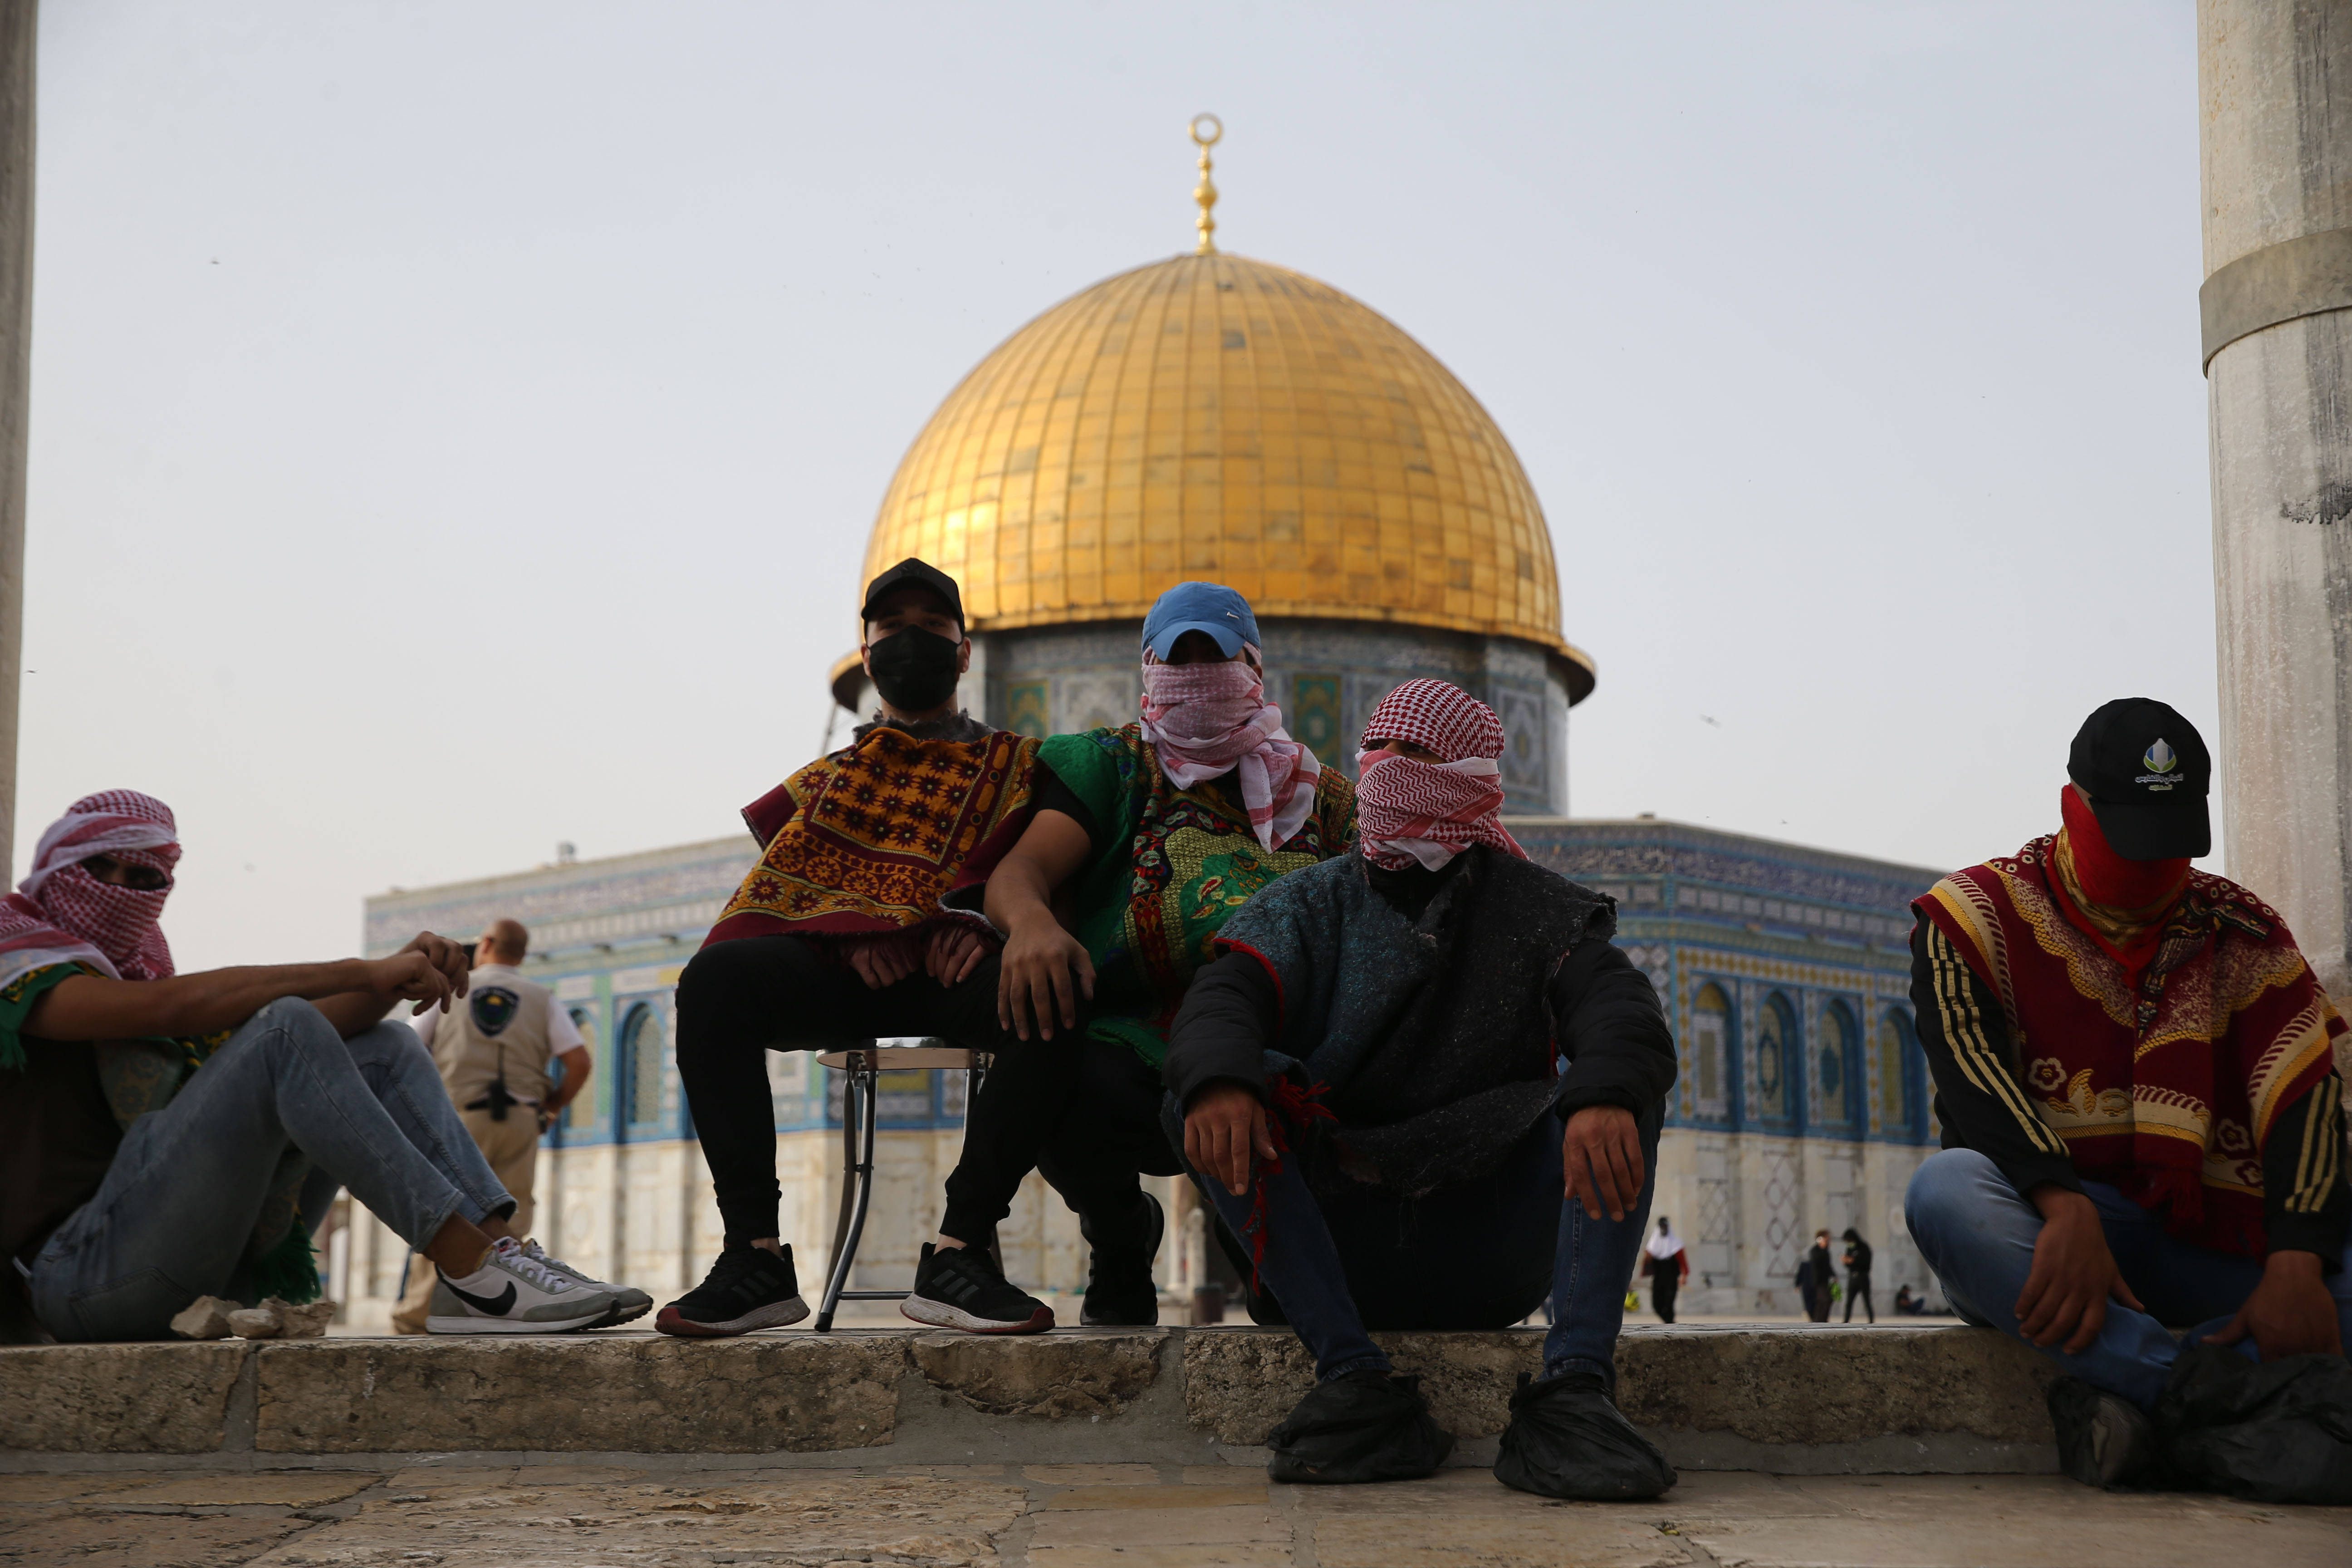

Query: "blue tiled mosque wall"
(1514, 820), (1945, 1148)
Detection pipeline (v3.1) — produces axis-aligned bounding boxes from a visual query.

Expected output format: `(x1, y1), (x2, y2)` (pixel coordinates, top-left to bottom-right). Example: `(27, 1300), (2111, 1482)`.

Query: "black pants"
(1651, 1276), (1678, 1323)
(676, 933), (1119, 1246)
(1844, 1273), (1874, 1323)
(1026, 1036), (1182, 1239)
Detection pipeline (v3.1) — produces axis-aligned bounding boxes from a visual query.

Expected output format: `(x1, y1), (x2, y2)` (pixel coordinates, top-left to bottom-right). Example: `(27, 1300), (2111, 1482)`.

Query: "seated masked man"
(1164, 681), (1679, 1496)
(2, 791), (632, 1342)
(661, 558), (1049, 1337)
(1904, 699), (2352, 1498)
(901, 581), (1357, 1334)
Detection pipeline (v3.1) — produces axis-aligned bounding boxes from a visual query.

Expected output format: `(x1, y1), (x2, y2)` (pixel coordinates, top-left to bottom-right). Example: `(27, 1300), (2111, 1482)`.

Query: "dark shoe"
(902, 1242), (1054, 1333)
(1267, 1369), (1453, 1485)
(654, 1245), (808, 1338)
(2048, 1377), (2157, 1490)
(1078, 1191), (1165, 1326)
(2156, 1345), (2352, 1504)
(1493, 1370), (1676, 1501)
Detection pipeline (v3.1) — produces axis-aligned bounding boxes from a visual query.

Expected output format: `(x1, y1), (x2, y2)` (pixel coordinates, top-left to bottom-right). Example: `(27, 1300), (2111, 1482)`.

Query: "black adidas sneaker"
(654, 1245), (808, 1338)
(902, 1242), (1054, 1333)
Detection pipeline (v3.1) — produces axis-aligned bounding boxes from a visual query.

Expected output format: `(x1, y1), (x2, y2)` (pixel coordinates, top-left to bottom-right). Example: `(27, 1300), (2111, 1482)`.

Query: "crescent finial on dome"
(1190, 113), (1221, 255)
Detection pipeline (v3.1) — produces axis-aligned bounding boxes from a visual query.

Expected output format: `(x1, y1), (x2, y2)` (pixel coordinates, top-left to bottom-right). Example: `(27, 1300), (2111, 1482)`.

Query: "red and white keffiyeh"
(1139, 651), (1321, 851)
(0, 789), (180, 989)
(1355, 680), (1527, 871)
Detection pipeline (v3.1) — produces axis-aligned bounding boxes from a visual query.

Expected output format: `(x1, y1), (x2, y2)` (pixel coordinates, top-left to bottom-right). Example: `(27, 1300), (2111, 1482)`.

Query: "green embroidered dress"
(1039, 724), (1356, 1067)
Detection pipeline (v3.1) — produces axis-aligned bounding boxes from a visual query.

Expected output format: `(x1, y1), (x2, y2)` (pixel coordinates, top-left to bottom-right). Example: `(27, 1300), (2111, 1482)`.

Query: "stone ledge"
(0, 1324), (2058, 1474)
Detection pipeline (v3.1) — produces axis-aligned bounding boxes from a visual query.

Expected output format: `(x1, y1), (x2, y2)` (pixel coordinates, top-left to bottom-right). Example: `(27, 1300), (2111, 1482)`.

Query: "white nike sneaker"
(520, 1240), (653, 1327)
(425, 1236), (617, 1334)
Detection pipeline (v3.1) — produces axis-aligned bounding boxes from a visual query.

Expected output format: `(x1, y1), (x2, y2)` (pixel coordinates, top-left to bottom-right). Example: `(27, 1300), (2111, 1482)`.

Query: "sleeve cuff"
(2264, 1214), (2348, 1274)
(1556, 1083), (1646, 1118)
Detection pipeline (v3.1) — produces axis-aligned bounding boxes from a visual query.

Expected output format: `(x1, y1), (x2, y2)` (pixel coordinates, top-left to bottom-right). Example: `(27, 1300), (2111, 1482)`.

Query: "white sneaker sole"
(900, 1294), (1054, 1334)
(425, 1308), (611, 1335)
(653, 1294), (810, 1338)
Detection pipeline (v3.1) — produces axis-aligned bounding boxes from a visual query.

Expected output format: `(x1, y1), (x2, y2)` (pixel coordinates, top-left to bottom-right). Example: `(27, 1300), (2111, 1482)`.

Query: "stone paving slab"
(0, 1460), (2342, 1568)
(0, 1324), (2068, 1474)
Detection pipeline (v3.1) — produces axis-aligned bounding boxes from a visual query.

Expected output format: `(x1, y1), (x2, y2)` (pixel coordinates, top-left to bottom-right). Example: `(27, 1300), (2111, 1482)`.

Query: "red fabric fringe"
(1242, 1078), (1337, 1289)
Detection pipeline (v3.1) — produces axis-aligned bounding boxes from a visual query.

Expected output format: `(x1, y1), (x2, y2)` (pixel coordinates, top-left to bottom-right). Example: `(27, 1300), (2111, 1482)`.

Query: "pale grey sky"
(25, 2), (2207, 971)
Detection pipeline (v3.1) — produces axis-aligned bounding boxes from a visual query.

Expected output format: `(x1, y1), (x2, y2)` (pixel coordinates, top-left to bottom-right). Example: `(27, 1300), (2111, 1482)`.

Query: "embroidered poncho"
(705, 724), (1040, 947)
(1916, 836), (2343, 1257)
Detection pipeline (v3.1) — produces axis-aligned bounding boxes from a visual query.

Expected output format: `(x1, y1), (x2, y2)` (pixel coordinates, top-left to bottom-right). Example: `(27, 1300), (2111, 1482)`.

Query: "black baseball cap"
(859, 558), (964, 628)
(2067, 698), (2211, 860)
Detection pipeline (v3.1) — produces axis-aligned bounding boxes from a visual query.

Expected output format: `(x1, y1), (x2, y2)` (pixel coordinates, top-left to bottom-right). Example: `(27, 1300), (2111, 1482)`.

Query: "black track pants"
(674, 933), (1088, 1246)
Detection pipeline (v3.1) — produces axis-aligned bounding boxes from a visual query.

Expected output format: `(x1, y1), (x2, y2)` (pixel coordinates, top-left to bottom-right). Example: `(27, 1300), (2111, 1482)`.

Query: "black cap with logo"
(2067, 698), (2211, 860)
(859, 558), (965, 629)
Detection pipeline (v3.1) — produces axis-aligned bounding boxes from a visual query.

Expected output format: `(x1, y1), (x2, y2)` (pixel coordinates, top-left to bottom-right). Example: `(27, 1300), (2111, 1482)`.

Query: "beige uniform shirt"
(411, 964), (578, 1108)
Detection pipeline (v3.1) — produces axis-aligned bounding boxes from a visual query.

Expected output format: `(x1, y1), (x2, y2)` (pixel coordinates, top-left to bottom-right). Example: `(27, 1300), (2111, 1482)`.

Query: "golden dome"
(862, 251), (1593, 698)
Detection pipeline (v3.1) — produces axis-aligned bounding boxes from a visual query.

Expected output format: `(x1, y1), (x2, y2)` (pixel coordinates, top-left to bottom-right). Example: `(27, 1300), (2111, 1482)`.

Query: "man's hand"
(2209, 1249), (2343, 1360)
(925, 922), (996, 987)
(365, 951), (461, 1017)
(1563, 1104), (1643, 1221)
(995, 916), (1095, 1040)
(397, 931), (471, 1010)
(2017, 1186), (2144, 1353)
(841, 930), (923, 990)
(1185, 1081), (1276, 1196)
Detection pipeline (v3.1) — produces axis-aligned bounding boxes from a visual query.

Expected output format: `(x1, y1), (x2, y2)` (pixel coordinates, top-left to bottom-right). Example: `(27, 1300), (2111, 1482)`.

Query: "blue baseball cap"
(1142, 581), (1259, 662)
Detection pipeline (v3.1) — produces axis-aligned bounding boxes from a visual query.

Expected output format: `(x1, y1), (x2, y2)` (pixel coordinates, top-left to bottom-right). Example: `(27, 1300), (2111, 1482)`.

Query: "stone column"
(0, 3), (31, 881)
(2200, 0), (2352, 1010)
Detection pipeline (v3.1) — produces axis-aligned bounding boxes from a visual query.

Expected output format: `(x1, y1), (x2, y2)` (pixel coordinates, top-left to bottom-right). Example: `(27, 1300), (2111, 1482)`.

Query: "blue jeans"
(29, 999), (514, 1342)
(1187, 1104), (1659, 1386)
(1904, 1148), (2352, 1411)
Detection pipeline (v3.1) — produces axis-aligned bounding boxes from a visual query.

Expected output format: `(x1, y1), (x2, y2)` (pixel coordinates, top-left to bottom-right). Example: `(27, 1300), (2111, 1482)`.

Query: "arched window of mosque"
(622, 1003), (665, 1133)
(1689, 983), (1733, 1122)
(1816, 1003), (1857, 1131)
(1754, 993), (1797, 1122)
(565, 1008), (600, 1134)
(1877, 1008), (1920, 1135)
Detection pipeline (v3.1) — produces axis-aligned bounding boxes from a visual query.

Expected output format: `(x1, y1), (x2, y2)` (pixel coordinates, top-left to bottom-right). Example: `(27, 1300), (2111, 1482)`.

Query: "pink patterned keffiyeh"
(1355, 680), (1527, 871)
(1138, 653), (1320, 851)
(0, 789), (180, 990)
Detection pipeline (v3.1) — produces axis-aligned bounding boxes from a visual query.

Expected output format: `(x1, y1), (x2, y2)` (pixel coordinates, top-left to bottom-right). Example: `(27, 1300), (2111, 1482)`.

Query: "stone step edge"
(0, 1323), (2062, 1475)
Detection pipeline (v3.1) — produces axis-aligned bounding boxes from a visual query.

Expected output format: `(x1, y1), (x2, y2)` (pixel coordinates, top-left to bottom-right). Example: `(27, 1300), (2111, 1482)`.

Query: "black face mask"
(866, 626), (963, 712)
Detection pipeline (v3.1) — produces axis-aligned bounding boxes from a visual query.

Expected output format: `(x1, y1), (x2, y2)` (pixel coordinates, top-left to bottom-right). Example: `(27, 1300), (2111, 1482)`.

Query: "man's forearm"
(28, 960), (378, 1042)
(982, 856), (1056, 933)
(544, 1049), (592, 1113)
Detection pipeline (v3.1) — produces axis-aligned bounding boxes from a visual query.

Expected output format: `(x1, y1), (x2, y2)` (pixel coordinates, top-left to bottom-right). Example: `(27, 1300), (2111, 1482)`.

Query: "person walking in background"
(1641, 1217), (1689, 1323)
(1798, 1229), (1836, 1322)
(392, 918), (639, 1334)
(1841, 1227), (1875, 1323)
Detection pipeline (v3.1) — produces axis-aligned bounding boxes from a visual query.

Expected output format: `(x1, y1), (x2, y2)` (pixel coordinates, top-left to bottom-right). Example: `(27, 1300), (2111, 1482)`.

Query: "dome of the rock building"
(862, 251), (1591, 693)
(843, 244), (1590, 814)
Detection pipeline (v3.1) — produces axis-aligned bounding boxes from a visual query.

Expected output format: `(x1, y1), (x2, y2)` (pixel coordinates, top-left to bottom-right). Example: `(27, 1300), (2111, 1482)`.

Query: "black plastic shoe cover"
(1266, 1369), (1455, 1485)
(1492, 1370), (1676, 1501)
(2046, 1377), (2157, 1490)
(2154, 1345), (2352, 1505)
(1079, 1192), (1164, 1327)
